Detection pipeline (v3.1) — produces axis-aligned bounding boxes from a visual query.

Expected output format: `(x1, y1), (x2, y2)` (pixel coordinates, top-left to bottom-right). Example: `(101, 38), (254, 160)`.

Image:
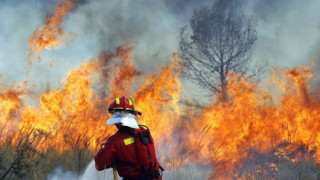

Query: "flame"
(108, 44), (141, 99)
(135, 54), (181, 138)
(2, 41), (320, 178)
(132, 54), (184, 170)
(11, 44), (181, 153)
(21, 59), (110, 152)
(29, 0), (74, 64)
(4, 4), (320, 175)
(184, 65), (320, 179)
(0, 79), (26, 139)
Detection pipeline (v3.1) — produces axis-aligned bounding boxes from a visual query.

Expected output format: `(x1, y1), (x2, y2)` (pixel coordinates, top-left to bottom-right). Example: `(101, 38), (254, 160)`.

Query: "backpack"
(120, 125), (164, 177)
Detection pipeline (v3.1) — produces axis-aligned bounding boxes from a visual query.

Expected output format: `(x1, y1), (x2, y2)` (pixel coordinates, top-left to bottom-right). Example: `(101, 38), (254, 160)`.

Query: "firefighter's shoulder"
(104, 133), (118, 144)
(106, 131), (130, 144)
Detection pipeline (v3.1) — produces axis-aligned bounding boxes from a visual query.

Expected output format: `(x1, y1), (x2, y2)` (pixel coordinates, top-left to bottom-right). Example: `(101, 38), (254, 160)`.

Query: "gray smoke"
(1, 0), (320, 89)
(47, 160), (209, 180)
(68, 0), (184, 74)
(244, 0), (320, 69)
(47, 160), (120, 180)
(47, 166), (78, 180)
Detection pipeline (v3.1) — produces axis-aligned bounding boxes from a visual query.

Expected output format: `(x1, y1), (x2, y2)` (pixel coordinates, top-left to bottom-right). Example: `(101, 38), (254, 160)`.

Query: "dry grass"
(1, 127), (320, 180)
(0, 127), (93, 180)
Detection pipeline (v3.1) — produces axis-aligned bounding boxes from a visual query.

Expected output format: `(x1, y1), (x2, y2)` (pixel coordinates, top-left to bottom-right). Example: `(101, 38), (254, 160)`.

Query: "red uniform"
(94, 126), (162, 180)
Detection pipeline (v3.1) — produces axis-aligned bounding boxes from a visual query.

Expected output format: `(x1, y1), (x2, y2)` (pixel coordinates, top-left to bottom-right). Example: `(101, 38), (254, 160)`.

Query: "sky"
(0, 0), (319, 103)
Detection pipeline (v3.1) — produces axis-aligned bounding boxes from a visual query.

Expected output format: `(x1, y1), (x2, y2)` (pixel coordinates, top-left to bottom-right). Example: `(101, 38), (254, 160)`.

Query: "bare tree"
(179, 0), (259, 96)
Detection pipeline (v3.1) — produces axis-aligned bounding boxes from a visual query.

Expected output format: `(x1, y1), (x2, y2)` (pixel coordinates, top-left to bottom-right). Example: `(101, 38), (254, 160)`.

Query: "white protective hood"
(106, 111), (139, 129)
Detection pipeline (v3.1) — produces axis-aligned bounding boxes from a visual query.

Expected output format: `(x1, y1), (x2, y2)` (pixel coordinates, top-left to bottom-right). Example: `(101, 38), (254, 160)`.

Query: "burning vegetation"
(1, 0), (320, 180)
(1, 45), (320, 179)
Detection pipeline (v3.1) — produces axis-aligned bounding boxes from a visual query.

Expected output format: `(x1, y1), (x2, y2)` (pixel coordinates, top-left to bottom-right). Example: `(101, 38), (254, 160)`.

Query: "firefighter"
(94, 96), (163, 180)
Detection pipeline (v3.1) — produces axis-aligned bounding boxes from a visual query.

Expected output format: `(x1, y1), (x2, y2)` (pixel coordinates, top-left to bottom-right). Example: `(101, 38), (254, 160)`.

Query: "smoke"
(244, 0), (320, 70)
(47, 166), (78, 180)
(0, 0), (186, 100)
(66, 0), (185, 75)
(0, 0), (41, 82)
(163, 0), (212, 19)
(1, 0), (319, 92)
(47, 160), (209, 180)
(47, 160), (121, 180)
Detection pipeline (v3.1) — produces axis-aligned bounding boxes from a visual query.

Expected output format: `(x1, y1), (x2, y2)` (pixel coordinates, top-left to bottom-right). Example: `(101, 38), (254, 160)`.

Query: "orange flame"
(184, 65), (320, 179)
(0, 79), (26, 139)
(3, 39), (320, 179)
(29, 0), (74, 64)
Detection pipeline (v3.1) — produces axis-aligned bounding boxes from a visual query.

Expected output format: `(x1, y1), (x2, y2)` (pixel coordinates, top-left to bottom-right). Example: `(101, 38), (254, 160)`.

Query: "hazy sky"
(0, 0), (319, 101)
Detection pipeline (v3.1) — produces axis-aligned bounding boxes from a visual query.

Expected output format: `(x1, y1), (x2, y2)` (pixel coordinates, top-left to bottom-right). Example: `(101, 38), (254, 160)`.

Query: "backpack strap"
(138, 125), (153, 144)
(118, 125), (164, 176)
(118, 128), (135, 137)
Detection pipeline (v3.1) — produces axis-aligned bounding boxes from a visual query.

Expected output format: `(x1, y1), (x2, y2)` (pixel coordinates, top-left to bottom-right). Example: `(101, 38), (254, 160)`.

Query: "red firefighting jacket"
(94, 126), (162, 180)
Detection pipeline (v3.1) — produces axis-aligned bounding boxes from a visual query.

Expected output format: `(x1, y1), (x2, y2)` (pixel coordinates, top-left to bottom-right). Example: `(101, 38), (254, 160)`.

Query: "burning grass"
(1, 45), (320, 179)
